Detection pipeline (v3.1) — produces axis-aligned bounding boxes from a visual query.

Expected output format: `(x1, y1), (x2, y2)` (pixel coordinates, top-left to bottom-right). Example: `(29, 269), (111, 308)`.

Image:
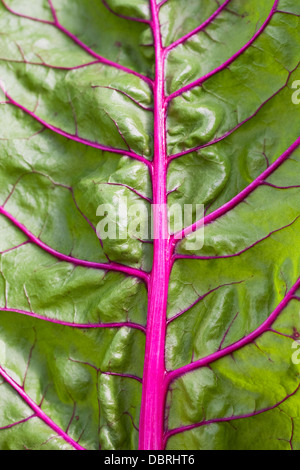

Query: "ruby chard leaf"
(0, 0), (299, 451)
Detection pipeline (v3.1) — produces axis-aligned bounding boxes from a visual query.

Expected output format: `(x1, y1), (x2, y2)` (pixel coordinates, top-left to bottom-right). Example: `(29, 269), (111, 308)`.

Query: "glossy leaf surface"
(0, 0), (299, 451)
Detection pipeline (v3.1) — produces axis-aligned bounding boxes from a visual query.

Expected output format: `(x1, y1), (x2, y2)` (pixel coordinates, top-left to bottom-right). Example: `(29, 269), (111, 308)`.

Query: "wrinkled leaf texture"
(0, 0), (299, 451)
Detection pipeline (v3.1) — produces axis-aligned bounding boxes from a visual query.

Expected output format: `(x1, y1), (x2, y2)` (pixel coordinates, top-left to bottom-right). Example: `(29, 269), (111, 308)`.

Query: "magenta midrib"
(138, 0), (170, 450)
(0, 0), (299, 451)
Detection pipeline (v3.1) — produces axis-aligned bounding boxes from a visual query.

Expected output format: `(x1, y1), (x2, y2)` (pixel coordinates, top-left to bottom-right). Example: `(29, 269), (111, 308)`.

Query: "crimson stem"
(138, 0), (172, 451)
